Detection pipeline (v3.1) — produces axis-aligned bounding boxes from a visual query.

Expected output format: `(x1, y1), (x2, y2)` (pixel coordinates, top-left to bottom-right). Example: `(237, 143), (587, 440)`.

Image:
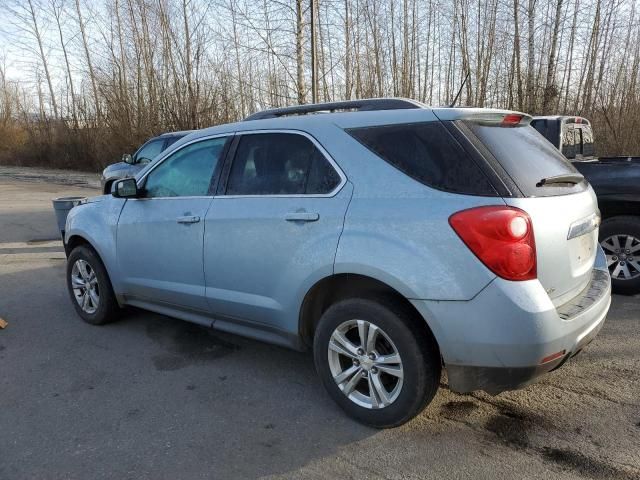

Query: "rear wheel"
(600, 216), (640, 295)
(66, 245), (120, 325)
(313, 298), (440, 428)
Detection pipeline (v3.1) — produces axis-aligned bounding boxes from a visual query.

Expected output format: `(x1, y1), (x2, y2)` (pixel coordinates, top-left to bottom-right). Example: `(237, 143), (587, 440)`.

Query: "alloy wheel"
(327, 319), (404, 409)
(71, 259), (100, 314)
(601, 234), (640, 280)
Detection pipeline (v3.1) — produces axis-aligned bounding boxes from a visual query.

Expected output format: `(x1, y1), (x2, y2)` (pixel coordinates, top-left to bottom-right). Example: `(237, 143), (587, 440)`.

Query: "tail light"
(449, 206), (536, 281)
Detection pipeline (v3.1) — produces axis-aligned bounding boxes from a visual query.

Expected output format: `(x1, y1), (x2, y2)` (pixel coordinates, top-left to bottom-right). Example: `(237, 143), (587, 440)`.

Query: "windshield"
(134, 139), (165, 163)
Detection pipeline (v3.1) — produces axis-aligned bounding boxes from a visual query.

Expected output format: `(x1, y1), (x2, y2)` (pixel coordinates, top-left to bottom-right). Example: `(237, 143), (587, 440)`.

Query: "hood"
(102, 162), (146, 177)
(79, 194), (110, 205)
(103, 162), (131, 175)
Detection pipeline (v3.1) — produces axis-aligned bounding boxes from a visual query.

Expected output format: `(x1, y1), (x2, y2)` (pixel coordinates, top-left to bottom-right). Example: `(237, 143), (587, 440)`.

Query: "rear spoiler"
(433, 108), (532, 126)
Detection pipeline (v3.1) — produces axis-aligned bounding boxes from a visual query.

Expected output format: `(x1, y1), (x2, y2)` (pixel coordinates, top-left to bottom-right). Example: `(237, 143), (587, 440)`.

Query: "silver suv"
(63, 99), (611, 427)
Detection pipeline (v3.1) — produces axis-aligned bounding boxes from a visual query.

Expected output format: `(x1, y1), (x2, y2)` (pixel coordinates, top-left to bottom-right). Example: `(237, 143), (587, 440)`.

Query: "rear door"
(203, 131), (351, 333)
(462, 120), (600, 305)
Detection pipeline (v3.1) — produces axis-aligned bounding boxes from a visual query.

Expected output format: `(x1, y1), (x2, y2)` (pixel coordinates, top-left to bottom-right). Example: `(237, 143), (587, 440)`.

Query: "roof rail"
(244, 98), (424, 121)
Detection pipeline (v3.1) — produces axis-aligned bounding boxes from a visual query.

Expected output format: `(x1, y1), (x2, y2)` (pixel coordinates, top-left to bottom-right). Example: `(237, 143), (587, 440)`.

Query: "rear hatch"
(447, 112), (599, 305)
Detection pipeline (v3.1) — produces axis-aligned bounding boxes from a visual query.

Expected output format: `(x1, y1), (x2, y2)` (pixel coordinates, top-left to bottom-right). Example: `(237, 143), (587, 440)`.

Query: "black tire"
(313, 298), (441, 428)
(599, 216), (640, 295)
(103, 180), (113, 195)
(66, 245), (121, 325)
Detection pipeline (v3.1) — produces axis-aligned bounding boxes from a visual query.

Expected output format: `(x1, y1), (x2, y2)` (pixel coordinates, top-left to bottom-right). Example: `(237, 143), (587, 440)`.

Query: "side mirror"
(122, 153), (134, 164)
(112, 178), (139, 198)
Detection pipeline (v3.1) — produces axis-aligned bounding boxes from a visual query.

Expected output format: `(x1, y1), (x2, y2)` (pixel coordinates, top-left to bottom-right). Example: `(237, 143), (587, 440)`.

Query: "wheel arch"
(598, 197), (640, 220)
(66, 233), (123, 305)
(65, 234), (94, 257)
(298, 273), (440, 352)
(65, 233), (113, 275)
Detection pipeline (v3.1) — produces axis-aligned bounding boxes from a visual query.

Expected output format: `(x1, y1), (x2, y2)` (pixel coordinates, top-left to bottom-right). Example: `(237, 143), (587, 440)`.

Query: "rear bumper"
(445, 299), (607, 394)
(411, 247), (611, 395)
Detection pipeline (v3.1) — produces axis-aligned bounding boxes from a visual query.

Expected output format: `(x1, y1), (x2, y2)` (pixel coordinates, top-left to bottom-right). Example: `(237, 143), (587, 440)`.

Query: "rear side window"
(226, 133), (341, 195)
(466, 123), (585, 197)
(347, 121), (497, 195)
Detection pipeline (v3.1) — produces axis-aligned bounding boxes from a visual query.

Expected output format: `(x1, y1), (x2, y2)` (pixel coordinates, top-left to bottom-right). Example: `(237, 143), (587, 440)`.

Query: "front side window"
(143, 137), (228, 198)
(135, 139), (165, 163)
(226, 133), (341, 195)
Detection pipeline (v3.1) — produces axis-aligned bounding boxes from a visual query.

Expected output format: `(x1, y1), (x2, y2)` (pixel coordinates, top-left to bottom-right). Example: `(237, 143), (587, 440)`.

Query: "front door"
(117, 135), (230, 311)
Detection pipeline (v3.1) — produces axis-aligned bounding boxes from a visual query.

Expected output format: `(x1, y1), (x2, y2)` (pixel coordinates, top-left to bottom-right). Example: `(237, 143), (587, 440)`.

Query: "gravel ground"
(0, 165), (101, 190)
(0, 168), (638, 480)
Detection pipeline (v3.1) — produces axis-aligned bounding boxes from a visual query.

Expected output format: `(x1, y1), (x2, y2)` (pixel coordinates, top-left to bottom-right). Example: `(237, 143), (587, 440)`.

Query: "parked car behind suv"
(531, 116), (640, 294)
(63, 99), (610, 427)
(100, 131), (191, 193)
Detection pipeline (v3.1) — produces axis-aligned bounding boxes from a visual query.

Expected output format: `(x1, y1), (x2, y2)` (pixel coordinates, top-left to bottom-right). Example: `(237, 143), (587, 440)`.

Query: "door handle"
(177, 215), (201, 224)
(285, 212), (319, 222)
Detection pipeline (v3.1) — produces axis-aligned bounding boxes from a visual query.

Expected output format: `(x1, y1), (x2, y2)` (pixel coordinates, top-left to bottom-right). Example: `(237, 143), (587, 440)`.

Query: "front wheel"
(66, 245), (120, 325)
(313, 298), (441, 428)
(600, 216), (640, 295)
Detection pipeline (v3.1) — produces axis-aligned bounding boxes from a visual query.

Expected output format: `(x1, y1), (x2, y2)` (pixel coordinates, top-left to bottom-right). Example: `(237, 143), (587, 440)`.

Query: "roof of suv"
(532, 115), (591, 125)
(176, 99), (530, 145)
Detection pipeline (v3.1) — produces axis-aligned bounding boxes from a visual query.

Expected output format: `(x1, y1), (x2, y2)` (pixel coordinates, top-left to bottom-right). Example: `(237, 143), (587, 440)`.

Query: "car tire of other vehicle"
(103, 180), (113, 195)
(600, 216), (640, 295)
(313, 298), (441, 428)
(66, 245), (120, 325)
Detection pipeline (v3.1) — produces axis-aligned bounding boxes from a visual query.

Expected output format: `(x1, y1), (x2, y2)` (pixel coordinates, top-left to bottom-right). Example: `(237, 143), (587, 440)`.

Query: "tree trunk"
(27, 0), (58, 119)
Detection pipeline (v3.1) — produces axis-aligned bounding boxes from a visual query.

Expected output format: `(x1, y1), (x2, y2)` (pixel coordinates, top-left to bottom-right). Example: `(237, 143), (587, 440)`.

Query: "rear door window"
(347, 121), (497, 195)
(466, 122), (586, 197)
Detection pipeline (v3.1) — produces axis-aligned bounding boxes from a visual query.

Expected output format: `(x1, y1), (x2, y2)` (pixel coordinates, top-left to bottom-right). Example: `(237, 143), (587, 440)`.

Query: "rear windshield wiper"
(536, 173), (584, 187)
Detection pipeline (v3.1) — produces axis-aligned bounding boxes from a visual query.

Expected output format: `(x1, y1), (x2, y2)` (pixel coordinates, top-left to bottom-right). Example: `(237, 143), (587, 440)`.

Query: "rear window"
(580, 126), (595, 157)
(465, 122), (586, 197)
(561, 124), (578, 158)
(347, 121), (497, 196)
